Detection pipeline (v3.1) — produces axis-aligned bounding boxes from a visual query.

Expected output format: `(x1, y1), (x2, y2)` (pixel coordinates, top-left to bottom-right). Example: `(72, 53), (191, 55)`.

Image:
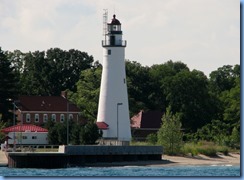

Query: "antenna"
(103, 9), (108, 36)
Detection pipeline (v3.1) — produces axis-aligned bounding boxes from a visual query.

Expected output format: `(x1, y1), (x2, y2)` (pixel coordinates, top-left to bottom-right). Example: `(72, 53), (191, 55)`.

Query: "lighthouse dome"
(110, 14), (121, 25)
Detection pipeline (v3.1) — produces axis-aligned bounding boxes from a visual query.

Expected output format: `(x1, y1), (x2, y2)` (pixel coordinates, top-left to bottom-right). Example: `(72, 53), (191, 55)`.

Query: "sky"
(0, 0), (240, 76)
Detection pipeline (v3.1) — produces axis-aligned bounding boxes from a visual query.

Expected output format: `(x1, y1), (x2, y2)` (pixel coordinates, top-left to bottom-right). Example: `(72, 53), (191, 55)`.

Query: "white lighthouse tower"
(96, 14), (131, 145)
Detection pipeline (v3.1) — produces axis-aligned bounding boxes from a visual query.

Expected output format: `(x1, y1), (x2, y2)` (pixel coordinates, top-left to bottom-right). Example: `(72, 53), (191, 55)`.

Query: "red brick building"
(14, 93), (81, 125)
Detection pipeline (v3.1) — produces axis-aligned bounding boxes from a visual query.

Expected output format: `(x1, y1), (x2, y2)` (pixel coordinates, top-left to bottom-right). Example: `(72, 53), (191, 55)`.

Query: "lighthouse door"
(110, 36), (115, 45)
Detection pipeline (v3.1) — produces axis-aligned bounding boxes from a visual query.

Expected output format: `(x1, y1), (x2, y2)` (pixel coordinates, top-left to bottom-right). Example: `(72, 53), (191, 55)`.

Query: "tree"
(79, 122), (102, 145)
(18, 48), (94, 96)
(230, 127), (240, 148)
(148, 60), (189, 111)
(146, 133), (157, 145)
(69, 66), (102, 121)
(70, 123), (81, 145)
(126, 60), (150, 116)
(220, 77), (240, 129)
(157, 107), (183, 155)
(0, 120), (6, 143)
(209, 65), (240, 95)
(45, 48), (94, 94)
(0, 47), (19, 122)
(163, 70), (216, 132)
(195, 119), (231, 145)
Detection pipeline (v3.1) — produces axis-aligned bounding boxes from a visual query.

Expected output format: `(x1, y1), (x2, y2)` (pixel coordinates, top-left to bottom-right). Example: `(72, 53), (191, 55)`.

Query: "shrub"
(196, 146), (217, 157)
(181, 141), (229, 157)
(181, 143), (198, 156)
(146, 133), (158, 145)
(217, 146), (229, 155)
(157, 108), (183, 155)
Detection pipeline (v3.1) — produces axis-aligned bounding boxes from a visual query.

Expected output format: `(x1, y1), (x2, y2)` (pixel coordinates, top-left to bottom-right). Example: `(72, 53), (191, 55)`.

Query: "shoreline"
(80, 152), (240, 168)
(0, 150), (240, 168)
(156, 152), (240, 167)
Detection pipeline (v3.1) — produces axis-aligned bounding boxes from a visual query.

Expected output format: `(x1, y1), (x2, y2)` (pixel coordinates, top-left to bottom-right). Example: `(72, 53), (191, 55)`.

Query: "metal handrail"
(102, 40), (127, 47)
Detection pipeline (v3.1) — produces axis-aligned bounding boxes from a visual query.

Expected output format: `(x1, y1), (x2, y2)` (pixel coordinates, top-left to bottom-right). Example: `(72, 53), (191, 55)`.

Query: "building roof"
(1, 124), (48, 133)
(131, 110), (164, 129)
(109, 14), (121, 25)
(96, 122), (109, 130)
(16, 95), (80, 112)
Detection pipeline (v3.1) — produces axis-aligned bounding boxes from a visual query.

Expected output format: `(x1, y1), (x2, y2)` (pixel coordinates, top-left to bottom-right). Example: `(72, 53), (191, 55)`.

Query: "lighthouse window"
(108, 49), (111, 55)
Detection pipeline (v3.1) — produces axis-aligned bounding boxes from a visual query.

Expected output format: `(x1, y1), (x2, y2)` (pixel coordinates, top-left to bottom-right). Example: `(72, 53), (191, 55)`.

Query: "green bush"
(146, 133), (158, 145)
(217, 146), (229, 155)
(181, 143), (198, 156)
(181, 141), (229, 157)
(196, 146), (217, 157)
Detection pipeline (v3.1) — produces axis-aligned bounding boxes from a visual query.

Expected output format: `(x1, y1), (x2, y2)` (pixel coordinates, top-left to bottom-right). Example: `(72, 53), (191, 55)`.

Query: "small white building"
(1, 124), (48, 145)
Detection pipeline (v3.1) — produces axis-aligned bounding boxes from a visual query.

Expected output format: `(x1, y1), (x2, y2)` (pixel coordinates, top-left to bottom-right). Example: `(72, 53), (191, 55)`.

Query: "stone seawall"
(60, 145), (163, 155)
(8, 145), (163, 168)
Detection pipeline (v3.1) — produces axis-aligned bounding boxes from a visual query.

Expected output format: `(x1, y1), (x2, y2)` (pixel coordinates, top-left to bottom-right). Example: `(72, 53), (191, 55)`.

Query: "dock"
(7, 145), (163, 168)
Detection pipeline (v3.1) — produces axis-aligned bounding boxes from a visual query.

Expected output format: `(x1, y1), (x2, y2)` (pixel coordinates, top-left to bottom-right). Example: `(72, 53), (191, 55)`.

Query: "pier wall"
(8, 145), (163, 168)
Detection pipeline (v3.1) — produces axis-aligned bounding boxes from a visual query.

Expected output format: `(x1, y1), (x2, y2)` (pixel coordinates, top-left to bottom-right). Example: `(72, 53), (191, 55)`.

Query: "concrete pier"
(0, 151), (8, 167)
(7, 145), (163, 168)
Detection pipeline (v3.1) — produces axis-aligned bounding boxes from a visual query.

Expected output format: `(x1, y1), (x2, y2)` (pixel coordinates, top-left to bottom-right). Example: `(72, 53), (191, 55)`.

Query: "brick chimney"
(61, 91), (67, 99)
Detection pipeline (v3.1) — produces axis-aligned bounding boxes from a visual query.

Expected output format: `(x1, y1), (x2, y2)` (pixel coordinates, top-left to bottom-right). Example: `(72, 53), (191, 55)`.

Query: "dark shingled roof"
(17, 96), (80, 112)
(131, 110), (163, 129)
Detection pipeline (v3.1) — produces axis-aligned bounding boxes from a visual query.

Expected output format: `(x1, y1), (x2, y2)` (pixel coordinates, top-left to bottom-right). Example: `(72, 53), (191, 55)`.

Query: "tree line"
(0, 47), (240, 147)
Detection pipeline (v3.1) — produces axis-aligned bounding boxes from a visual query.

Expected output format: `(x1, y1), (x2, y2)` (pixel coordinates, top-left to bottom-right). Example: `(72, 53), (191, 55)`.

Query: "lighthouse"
(96, 14), (131, 145)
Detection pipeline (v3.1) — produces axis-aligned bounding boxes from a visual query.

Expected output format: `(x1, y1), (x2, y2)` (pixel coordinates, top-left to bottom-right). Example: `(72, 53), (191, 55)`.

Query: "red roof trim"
(1, 124), (48, 133)
(96, 122), (109, 130)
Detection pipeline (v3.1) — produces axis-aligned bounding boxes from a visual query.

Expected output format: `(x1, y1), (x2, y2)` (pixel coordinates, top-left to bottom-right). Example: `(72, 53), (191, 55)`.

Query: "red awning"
(96, 122), (109, 130)
(1, 124), (48, 133)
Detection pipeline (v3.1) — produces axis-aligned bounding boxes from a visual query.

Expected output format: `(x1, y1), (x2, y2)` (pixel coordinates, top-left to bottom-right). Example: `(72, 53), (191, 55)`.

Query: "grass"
(32, 148), (59, 152)
(181, 141), (229, 157)
(130, 140), (231, 157)
(130, 141), (151, 146)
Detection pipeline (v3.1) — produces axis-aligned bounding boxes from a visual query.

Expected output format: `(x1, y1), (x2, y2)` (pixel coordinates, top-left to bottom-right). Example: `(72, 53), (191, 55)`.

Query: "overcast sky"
(0, 0), (240, 76)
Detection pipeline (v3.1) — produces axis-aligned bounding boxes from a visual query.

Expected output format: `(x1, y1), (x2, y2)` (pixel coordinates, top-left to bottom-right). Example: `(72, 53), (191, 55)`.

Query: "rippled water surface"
(0, 165), (240, 177)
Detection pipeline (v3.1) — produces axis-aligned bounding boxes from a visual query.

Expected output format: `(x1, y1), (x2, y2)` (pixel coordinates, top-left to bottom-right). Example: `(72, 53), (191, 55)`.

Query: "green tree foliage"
(69, 65), (102, 121)
(157, 108), (183, 155)
(195, 65), (240, 146)
(164, 70), (217, 132)
(146, 133), (158, 145)
(148, 60), (189, 111)
(79, 122), (102, 145)
(0, 121), (7, 143)
(46, 119), (101, 145)
(230, 127), (240, 148)
(194, 119), (231, 145)
(220, 77), (240, 128)
(5, 50), (24, 76)
(126, 61), (150, 116)
(10, 48), (94, 96)
(209, 65), (240, 95)
(0, 48), (19, 122)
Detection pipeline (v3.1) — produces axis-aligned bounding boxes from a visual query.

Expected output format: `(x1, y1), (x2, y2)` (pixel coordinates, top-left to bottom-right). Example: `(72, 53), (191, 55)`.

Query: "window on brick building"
(26, 114), (31, 122)
(43, 114), (48, 122)
(51, 114), (56, 122)
(35, 114), (39, 122)
(60, 114), (65, 122)
(68, 114), (73, 120)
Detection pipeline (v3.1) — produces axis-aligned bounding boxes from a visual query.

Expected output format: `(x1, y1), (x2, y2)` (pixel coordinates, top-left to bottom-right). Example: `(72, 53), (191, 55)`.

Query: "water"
(0, 165), (240, 177)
